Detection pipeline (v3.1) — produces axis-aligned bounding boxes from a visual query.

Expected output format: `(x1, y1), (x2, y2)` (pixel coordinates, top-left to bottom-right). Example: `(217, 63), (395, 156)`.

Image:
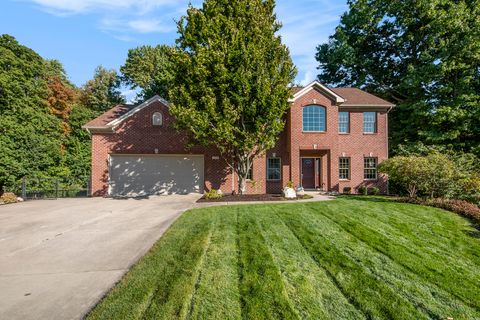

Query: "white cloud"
(100, 17), (175, 34)
(128, 19), (175, 33)
(29, 0), (179, 15)
(24, 0), (347, 84)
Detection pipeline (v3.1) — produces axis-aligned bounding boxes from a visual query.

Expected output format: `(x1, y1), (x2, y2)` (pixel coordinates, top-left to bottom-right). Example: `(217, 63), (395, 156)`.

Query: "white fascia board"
(288, 80), (346, 104)
(106, 95), (170, 127)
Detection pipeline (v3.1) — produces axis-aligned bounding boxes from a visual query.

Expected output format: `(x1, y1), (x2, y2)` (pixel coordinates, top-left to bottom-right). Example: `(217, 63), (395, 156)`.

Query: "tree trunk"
(237, 154), (252, 195)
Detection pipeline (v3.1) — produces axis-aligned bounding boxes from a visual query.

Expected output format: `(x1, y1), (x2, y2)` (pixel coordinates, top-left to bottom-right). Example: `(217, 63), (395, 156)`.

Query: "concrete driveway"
(0, 194), (200, 320)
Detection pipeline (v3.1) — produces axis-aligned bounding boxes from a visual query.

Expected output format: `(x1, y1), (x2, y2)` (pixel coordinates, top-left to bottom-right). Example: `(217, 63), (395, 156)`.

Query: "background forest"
(1, 0), (479, 194)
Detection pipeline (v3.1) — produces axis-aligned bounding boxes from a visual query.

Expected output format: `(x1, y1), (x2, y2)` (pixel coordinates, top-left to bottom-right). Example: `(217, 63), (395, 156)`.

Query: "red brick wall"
(90, 92), (389, 196)
(90, 100), (237, 196)
(287, 87), (388, 194)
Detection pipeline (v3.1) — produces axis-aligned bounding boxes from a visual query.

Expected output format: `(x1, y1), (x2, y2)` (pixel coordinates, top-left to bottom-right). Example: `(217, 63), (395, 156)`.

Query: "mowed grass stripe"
(187, 209), (242, 320)
(87, 209), (216, 320)
(295, 203), (479, 319)
(236, 206), (300, 320)
(317, 200), (480, 311)
(255, 205), (365, 319)
(334, 198), (480, 268)
(277, 204), (428, 320)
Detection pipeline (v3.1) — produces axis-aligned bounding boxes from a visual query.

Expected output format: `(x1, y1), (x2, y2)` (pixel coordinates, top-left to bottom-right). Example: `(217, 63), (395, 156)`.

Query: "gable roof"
(330, 88), (394, 107)
(289, 81), (345, 104)
(82, 95), (169, 132)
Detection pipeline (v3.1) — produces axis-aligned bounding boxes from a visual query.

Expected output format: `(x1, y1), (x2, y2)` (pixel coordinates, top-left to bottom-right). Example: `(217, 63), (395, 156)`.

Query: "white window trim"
(339, 157), (351, 181)
(363, 157), (378, 180)
(267, 158), (282, 181)
(363, 112), (377, 134)
(302, 105), (327, 133)
(338, 111), (350, 134)
(152, 112), (163, 126)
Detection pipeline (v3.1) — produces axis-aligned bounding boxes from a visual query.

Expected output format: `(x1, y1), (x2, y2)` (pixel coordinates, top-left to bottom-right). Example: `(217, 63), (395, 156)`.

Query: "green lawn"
(87, 197), (480, 320)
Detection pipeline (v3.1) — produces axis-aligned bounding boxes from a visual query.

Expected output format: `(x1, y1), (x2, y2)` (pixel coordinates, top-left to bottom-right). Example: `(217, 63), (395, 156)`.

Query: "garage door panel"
(109, 155), (204, 196)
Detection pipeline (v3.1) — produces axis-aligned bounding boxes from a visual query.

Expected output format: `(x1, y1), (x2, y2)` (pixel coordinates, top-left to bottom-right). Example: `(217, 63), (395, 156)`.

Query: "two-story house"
(83, 81), (394, 197)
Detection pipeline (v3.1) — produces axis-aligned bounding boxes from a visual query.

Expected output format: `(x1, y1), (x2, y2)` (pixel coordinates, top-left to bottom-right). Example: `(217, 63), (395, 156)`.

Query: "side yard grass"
(87, 197), (480, 320)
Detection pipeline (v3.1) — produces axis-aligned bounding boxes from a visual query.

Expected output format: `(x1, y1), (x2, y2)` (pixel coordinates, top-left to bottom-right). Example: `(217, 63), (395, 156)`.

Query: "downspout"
(231, 158), (235, 194)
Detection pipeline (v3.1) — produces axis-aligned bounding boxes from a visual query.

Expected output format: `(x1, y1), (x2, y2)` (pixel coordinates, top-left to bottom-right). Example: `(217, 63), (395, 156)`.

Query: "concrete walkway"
(0, 194), (200, 320)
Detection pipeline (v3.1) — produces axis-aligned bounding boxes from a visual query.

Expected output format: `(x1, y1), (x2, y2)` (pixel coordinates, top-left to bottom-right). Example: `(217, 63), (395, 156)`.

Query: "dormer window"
(303, 105), (326, 132)
(152, 112), (163, 126)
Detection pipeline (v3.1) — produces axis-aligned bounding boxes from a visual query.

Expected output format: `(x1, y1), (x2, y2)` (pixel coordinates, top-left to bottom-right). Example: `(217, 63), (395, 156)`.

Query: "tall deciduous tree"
(120, 45), (174, 101)
(316, 0), (480, 155)
(80, 66), (124, 112)
(0, 35), (64, 191)
(169, 0), (296, 194)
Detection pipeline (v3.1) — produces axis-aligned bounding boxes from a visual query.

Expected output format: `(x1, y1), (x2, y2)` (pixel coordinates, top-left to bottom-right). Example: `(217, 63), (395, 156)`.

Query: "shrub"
(369, 187), (380, 195)
(1, 192), (18, 204)
(379, 152), (479, 204)
(204, 189), (222, 200)
(343, 187), (352, 194)
(358, 185), (368, 195)
(396, 197), (480, 224)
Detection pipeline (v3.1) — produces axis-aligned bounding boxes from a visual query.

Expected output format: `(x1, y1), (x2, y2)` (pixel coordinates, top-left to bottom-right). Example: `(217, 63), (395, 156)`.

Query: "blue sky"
(1, 0), (347, 100)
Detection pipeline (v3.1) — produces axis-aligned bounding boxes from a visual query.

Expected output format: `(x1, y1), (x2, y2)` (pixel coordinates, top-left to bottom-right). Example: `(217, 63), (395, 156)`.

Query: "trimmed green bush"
(396, 197), (480, 224)
(358, 186), (368, 195)
(379, 152), (479, 205)
(369, 187), (380, 195)
(343, 187), (352, 194)
(204, 189), (223, 200)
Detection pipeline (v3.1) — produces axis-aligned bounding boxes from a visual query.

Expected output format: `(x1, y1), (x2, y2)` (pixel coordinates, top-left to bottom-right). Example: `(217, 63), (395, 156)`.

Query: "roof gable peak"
(289, 80), (345, 104)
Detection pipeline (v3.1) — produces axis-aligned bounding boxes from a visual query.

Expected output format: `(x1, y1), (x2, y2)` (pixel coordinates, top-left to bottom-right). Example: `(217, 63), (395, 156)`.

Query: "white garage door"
(109, 154), (204, 197)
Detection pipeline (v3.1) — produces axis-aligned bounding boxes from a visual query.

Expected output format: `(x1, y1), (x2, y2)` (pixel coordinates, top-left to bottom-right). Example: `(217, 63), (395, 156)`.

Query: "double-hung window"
(363, 112), (377, 133)
(338, 111), (349, 133)
(364, 157), (377, 180)
(267, 158), (281, 181)
(303, 105), (326, 132)
(339, 157), (350, 180)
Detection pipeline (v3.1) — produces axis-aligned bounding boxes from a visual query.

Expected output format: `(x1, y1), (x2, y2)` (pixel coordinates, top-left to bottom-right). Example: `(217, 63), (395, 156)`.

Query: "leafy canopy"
(316, 0), (480, 155)
(169, 0), (296, 192)
(120, 45), (174, 101)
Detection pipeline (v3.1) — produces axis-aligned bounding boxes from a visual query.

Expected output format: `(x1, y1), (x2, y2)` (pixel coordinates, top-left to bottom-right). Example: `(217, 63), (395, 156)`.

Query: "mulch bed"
(197, 193), (313, 203)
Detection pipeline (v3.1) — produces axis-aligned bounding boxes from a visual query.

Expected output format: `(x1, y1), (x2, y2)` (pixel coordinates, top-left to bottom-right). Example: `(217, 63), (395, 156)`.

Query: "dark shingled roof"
(83, 104), (135, 129)
(84, 86), (394, 131)
(291, 85), (394, 107)
(330, 87), (394, 106)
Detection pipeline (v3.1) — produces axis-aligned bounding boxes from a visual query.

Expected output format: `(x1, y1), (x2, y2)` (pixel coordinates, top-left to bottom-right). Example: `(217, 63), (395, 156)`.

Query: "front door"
(301, 158), (315, 189)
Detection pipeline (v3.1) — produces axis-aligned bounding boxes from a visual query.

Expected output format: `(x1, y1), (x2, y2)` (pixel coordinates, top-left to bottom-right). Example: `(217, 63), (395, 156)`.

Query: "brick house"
(83, 81), (394, 197)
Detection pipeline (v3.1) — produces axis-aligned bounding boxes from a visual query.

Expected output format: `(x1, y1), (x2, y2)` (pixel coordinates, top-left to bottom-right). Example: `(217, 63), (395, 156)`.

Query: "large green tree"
(80, 66), (124, 112)
(120, 45), (174, 101)
(316, 0), (480, 155)
(0, 35), (64, 191)
(169, 0), (296, 194)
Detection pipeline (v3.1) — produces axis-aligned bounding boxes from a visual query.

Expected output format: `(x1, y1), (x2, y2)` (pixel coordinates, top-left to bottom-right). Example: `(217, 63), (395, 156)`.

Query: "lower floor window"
(246, 165), (253, 180)
(267, 158), (281, 180)
(339, 157), (350, 180)
(364, 157), (377, 180)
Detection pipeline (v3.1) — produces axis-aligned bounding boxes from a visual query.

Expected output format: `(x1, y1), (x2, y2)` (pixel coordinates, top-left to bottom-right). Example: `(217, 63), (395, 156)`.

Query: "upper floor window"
(363, 112), (377, 133)
(152, 112), (163, 126)
(303, 105), (326, 132)
(338, 111), (350, 133)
